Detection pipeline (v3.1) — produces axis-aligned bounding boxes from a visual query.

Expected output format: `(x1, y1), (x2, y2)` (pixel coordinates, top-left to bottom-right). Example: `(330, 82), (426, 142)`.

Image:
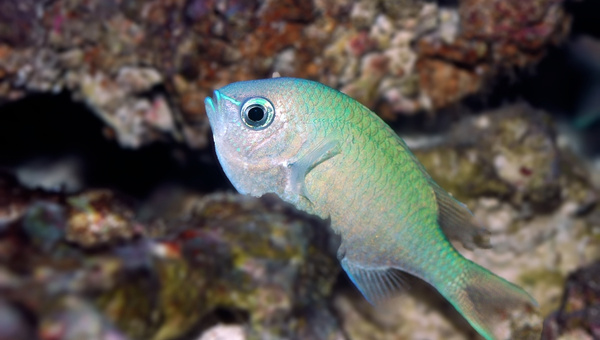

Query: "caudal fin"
(441, 261), (541, 340)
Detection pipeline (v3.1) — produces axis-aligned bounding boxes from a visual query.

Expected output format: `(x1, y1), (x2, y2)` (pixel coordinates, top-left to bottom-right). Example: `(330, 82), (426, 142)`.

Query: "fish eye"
(241, 97), (275, 130)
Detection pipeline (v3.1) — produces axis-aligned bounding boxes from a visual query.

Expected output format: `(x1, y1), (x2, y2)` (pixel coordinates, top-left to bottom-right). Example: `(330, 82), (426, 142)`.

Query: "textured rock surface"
(0, 178), (341, 340)
(541, 261), (600, 339)
(0, 0), (571, 149)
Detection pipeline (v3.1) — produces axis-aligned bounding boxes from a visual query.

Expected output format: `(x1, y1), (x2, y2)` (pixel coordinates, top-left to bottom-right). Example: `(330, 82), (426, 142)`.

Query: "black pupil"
(248, 106), (265, 122)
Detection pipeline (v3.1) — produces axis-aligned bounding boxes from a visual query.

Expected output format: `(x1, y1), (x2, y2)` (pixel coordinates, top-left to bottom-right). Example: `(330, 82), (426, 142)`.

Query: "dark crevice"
(566, 0), (600, 38)
(0, 91), (231, 199)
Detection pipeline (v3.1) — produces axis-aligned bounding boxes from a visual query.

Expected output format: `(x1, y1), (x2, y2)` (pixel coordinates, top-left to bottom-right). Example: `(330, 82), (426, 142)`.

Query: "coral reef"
(0, 0), (571, 150)
(417, 0), (570, 110)
(0, 0), (598, 339)
(542, 261), (600, 339)
(0, 176), (340, 340)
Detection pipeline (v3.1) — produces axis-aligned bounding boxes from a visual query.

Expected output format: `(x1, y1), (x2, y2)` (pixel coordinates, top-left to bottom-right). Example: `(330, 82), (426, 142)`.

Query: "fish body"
(204, 77), (538, 340)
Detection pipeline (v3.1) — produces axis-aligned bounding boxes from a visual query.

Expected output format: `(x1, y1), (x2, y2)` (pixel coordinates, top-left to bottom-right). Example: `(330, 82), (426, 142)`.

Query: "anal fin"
(341, 258), (406, 305)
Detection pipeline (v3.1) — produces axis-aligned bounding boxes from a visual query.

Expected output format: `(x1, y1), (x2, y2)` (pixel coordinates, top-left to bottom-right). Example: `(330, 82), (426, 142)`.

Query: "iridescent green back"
(294, 80), (448, 272)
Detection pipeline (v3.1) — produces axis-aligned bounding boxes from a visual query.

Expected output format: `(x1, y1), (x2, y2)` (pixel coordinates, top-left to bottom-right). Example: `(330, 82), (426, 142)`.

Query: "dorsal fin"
(429, 181), (491, 250)
(394, 136), (491, 250)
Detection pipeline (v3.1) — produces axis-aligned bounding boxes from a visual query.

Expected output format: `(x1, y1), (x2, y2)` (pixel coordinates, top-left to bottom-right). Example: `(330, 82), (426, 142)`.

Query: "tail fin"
(440, 261), (541, 340)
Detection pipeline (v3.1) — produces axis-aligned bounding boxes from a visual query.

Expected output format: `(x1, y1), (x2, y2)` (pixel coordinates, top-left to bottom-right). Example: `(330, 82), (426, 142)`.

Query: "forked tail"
(439, 260), (541, 340)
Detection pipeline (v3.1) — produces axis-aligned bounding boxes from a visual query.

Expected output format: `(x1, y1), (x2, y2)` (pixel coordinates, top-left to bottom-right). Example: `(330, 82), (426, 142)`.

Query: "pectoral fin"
(288, 138), (340, 201)
(341, 258), (406, 305)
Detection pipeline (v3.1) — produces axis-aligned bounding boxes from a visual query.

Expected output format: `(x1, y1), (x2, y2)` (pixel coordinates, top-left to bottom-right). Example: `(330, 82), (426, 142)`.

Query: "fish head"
(204, 78), (312, 196)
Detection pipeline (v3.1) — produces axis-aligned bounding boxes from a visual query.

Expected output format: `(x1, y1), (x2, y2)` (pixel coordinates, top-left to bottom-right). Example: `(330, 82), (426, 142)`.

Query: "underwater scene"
(0, 0), (599, 339)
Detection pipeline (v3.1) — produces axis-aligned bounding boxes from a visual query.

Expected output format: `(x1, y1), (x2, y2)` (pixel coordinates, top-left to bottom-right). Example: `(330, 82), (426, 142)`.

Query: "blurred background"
(0, 0), (599, 339)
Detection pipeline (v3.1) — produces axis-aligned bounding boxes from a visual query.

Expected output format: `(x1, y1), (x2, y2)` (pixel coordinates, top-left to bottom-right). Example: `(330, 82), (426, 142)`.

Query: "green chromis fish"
(204, 77), (538, 339)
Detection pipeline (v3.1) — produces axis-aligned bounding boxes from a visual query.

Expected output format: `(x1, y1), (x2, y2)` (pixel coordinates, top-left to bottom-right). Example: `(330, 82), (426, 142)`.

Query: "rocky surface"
(542, 261), (600, 340)
(0, 0), (571, 149)
(0, 178), (341, 340)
